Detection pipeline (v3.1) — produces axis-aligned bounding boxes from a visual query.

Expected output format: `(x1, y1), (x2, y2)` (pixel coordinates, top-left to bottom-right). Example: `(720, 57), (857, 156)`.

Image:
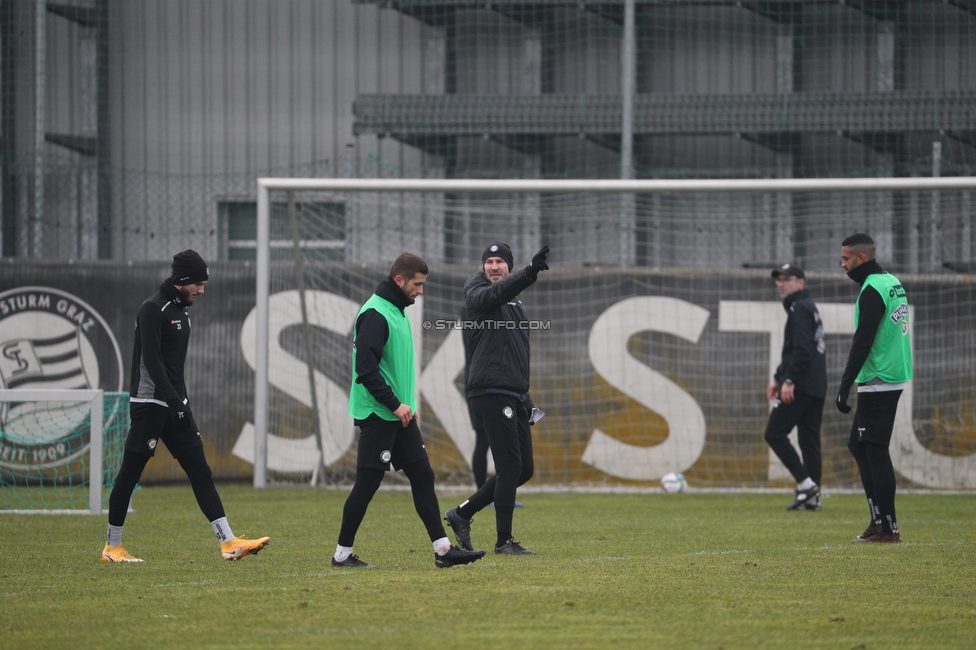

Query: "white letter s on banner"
(582, 297), (709, 480)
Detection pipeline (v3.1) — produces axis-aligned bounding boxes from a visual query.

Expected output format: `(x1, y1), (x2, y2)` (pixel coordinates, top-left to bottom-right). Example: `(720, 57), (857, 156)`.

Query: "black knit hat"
(170, 249), (210, 285)
(482, 241), (514, 272)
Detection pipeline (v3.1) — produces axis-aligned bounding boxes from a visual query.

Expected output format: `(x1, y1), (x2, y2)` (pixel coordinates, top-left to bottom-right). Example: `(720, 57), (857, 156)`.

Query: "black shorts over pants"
(354, 413), (429, 471)
(125, 402), (202, 459)
(848, 389), (902, 447)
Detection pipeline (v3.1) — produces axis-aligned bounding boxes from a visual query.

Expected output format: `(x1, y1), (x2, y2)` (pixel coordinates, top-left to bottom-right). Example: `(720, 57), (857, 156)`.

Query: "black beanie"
(482, 241), (514, 272)
(170, 249), (210, 285)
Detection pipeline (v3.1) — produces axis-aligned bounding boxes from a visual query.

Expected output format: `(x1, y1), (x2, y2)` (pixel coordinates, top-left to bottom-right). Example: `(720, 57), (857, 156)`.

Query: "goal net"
(243, 177), (976, 491)
(0, 390), (129, 514)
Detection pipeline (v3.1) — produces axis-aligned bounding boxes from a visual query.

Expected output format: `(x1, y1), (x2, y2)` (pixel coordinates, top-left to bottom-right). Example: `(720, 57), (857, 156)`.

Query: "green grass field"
(1, 486), (974, 649)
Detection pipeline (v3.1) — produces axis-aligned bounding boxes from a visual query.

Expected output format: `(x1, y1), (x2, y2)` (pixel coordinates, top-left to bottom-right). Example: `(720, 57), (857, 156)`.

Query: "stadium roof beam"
(394, 134), (457, 157)
(487, 134), (548, 154)
(844, 0), (905, 22)
(837, 131), (901, 154)
(364, 1), (455, 26)
(353, 91), (976, 137)
(576, 4), (624, 26)
(491, 5), (553, 27)
(357, 0), (836, 9)
(46, 2), (98, 28)
(355, 0), (863, 26)
(944, 0), (976, 15)
(584, 134), (622, 152)
(45, 133), (96, 156)
(943, 131), (976, 149)
(357, 0), (957, 25)
(736, 132), (800, 153)
(736, 1), (804, 24)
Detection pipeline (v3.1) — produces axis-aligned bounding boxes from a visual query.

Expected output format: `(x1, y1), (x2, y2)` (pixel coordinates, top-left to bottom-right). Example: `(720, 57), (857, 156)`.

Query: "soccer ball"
(660, 472), (687, 494)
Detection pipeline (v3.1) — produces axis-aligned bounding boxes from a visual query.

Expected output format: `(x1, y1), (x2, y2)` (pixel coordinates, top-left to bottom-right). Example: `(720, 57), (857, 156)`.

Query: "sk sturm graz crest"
(0, 287), (123, 471)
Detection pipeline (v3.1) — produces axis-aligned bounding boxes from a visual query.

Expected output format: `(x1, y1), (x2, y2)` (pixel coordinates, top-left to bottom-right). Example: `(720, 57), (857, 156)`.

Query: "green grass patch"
(1, 487), (974, 649)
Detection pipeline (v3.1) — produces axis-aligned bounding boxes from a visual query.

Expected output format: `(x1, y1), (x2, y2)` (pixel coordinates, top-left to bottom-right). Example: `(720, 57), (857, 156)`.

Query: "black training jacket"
(129, 279), (192, 407)
(774, 288), (828, 398)
(463, 266), (538, 399)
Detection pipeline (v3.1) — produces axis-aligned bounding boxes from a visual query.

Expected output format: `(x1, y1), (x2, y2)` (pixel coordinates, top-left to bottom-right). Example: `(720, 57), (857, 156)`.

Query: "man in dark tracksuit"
(838, 233), (912, 543)
(445, 241), (550, 556)
(764, 263), (827, 511)
(332, 252), (485, 569)
(101, 250), (269, 563)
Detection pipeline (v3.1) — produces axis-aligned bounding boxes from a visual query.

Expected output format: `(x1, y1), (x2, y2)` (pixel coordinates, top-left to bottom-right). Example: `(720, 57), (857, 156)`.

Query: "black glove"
(529, 245), (550, 276)
(167, 399), (194, 432)
(836, 389), (852, 414)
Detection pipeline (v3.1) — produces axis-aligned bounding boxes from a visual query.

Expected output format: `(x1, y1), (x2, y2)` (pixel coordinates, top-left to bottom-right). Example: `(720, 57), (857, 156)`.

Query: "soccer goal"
(245, 176), (976, 491)
(0, 390), (129, 514)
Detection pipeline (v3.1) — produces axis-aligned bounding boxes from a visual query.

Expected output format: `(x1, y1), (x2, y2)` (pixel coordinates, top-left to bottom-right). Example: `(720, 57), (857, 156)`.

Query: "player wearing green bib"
(332, 253), (486, 569)
(838, 233), (912, 544)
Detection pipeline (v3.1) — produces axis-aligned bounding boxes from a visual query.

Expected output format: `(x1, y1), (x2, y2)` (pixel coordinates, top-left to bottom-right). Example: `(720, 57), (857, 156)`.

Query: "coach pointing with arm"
(838, 233), (912, 544)
(445, 242), (549, 556)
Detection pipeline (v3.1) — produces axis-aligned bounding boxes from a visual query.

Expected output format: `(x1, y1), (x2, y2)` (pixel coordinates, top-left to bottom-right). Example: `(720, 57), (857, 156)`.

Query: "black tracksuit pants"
(459, 393), (534, 543)
(764, 390), (824, 485)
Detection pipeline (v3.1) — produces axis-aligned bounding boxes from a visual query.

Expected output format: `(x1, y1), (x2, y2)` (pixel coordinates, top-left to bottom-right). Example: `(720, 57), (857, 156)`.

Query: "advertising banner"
(2, 259), (973, 488)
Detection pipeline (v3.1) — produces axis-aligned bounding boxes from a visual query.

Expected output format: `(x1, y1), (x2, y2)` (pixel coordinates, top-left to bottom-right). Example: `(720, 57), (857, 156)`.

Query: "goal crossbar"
(251, 176), (976, 488)
(257, 177), (976, 194)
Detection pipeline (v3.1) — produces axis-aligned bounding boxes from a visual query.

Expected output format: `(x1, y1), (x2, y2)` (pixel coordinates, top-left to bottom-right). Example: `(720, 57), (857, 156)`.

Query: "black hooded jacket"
(463, 266), (538, 399)
(129, 279), (192, 406)
(774, 288), (827, 399)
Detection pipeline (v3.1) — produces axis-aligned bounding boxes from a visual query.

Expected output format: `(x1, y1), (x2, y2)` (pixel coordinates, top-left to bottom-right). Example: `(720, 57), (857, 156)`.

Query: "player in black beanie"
(101, 249), (270, 563)
(170, 249), (210, 285)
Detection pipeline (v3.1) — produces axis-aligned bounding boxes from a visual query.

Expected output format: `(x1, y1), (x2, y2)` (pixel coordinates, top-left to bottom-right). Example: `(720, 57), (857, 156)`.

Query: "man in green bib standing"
(332, 253), (486, 569)
(838, 233), (913, 543)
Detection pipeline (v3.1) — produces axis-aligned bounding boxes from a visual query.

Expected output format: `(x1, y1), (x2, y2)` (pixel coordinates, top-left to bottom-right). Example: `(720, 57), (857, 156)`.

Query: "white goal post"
(0, 389), (105, 514)
(252, 176), (976, 489)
